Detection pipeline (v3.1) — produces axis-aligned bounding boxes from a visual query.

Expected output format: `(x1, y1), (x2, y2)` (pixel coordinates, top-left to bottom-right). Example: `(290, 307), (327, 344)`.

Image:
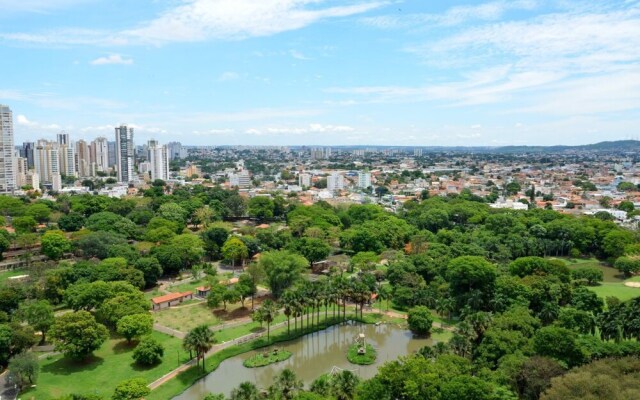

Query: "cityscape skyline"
(1, 1), (639, 146)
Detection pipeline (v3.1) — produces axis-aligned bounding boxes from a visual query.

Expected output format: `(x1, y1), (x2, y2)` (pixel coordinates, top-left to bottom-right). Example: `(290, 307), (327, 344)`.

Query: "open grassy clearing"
(23, 331), (188, 400)
(0, 268), (28, 283)
(153, 302), (220, 332)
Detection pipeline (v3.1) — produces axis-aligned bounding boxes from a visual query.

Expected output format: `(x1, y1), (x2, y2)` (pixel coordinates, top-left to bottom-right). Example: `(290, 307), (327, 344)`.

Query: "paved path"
(0, 371), (18, 400)
(148, 320), (289, 391)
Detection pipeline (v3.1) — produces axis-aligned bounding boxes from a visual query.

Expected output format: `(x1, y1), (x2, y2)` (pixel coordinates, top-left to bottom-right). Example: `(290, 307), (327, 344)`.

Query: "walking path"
(0, 371), (18, 400)
(148, 320), (289, 390)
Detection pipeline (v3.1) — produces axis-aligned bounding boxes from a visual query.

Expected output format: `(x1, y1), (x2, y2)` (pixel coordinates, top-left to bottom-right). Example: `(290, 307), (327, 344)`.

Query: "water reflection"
(174, 321), (436, 399)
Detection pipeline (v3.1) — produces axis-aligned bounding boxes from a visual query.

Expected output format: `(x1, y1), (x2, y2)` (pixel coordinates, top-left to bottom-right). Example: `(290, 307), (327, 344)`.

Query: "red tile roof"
(151, 291), (193, 305)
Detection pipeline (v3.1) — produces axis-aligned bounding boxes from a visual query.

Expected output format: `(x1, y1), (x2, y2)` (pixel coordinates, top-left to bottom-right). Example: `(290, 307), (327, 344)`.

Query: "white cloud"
(290, 50), (312, 60)
(2, 0), (388, 46)
(90, 54), (133, 65)
(16, 115), (62, 130)
(218, 71), (239, 82)
(362, 0), (538, 29)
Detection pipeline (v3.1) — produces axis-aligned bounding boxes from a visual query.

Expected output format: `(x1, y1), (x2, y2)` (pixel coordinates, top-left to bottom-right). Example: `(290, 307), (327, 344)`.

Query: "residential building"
(34, 140), (61, 184)
(57, 132), (70, 146)
(148, 139), (169, 181)
(167, 142), (187, 160)
(327, 173), (344, 191)
(107, 141), (116, 167)
(115, 125), (134, 183)
(299, 173), (312, 187)
(0, 105), (15, 194)
(90, 137), (109, 172)
(230, 170), (251, 187)
(20, 142), (34, 168)
(358, 171), (372, 188)
(76, 139), (91, 177)
(59, 143), (76, 178)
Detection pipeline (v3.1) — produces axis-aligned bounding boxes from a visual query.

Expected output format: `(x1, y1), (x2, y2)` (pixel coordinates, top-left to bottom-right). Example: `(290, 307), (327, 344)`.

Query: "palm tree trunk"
(287, 316), (290, 335)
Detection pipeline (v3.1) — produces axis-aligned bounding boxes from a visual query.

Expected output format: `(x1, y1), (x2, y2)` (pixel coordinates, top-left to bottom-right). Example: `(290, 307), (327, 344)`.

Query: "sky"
(1, 0), (639, 147)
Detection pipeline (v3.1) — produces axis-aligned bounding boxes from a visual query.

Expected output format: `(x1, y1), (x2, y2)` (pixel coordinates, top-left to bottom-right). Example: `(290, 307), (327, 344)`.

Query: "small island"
(347, 333), (377, 365)
(243, 348), (292, 368)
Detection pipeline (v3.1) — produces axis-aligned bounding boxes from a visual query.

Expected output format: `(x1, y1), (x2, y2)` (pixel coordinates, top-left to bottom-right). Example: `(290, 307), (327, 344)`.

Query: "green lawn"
(23, 331), (189, 400)
(153, 302), (220, 332)
(561, 257), (625, 283)
(0, 268), (29, 284)
(588, 282), (640, 302)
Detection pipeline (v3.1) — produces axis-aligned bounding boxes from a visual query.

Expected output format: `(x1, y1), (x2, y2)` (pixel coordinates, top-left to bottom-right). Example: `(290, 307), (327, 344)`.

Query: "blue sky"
(1, 0), (639, 146)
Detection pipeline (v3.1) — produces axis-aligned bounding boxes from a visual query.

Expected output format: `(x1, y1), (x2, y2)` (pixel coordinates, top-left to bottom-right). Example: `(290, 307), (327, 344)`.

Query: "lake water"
(173, 321), (436, 399)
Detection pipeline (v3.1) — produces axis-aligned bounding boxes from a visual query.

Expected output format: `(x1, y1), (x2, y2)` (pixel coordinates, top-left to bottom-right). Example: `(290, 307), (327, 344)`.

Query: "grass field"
(23, 331), (188, 400)
(153, 302), (220, 332)
(0, 268), (28, 284)
(559, 257), (640, 302)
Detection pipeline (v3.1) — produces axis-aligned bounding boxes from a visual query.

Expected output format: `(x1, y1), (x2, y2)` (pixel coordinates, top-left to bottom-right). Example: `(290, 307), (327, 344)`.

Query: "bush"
(132, 336), (165, 366)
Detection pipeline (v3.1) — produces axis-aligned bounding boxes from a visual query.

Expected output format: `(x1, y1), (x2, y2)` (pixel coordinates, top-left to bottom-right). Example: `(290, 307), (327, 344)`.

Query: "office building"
(0, 105), (15, 194)
(57, 132), (70, 146)
(115, 125), (134, 183)
(167, 142), (187, 160)
(148, 139), (169, 181)
(21, 142), (35, 168)
(230, 170), (251, 187)
(107, 141), (116, 167)
(358, 171), (372, 189)
(327, 173), (344, 191)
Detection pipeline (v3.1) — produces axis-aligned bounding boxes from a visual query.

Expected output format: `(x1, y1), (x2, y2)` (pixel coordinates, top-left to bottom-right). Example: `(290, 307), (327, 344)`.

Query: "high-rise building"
(0, 105), (16, 194)
(90, 137), (109, 172)
(115, 125), (134, 183)
(75, 140), (91, 177)
(230, 170), (251, 187)
(358, 171), (372, 188)
(34, 140), (60, 184)
(414, 148), (423, 157)
(21, 142), (35, 168)
(107, 141), (116, 167)
(167, 142), (187, 160)
(147, 139), (169, 181)
(59, 143), (76, 178)
(299, 173), (312, 187)
(327, 173), (344, 191)
(57, 132), (70, 146)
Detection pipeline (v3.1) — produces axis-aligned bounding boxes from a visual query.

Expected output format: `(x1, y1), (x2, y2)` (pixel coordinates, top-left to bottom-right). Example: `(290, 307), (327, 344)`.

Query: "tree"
(18, 300), (54, 344)
(570, 267), (603, 285)
(41, 230), (72, 260)
(50, 311), (109, 359)
(26, 203), (51, 223)
(259, 299), (279, 342)
(0, 231), (9, 260)
(157, 202), (188, 229)
(603, 230), (634, 259)
(331, 370), (360, 400)
(447, 256), (497, 311)
(236, 273), (256, 308)
(183, 324), (216, 370)
(201, 226), (230, 259)
(13, 216), (37, 234)
(289, 237), (331, 265)
(618, 200), (634, 213)
(230, 381), (260, 400)
(193, 206), (215, 228)
(96, 293), (150, 327)
(407, 306), (434, 335)
(153, 234), (205, 275)
(221, 236), (249, 268)
(533, 326), (586, 368)
(75, 231), (127, 259)
(272, 368), (302, 400)
(133, 257), (163, 288)
(350, 251), (379, 271)
(222, 287), (240, 310)
(132, 336), (164, 365)
(259, 250), (308, 298)
(116, 314), (153, 343)
(614, 256), (640, 277)
(248, 196), (275, 220)
(112, 378), (150, 400)
(8, 352), (39, 388)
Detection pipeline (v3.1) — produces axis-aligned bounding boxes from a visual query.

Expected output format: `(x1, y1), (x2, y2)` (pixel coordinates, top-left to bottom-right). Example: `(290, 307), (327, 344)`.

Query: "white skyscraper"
(34, 140), (61, 184)
(90, 137), (109, 172)
(299, 173), (312, 187)
(147, 139), (169, 181)
(115, 125), (134, 183)
(358, 171), (372, 189)
(0, 105), (16, 194)
(327, 173), (344, 191)
(59, 143), (76, 178)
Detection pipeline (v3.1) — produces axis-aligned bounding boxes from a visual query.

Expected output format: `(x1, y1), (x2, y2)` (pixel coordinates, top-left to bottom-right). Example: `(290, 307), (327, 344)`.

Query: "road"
(0, 371), (18, 400)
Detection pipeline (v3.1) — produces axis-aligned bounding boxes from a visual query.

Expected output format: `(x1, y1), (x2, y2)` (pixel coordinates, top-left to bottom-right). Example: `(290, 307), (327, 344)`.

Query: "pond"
(173, 321), (437, 399)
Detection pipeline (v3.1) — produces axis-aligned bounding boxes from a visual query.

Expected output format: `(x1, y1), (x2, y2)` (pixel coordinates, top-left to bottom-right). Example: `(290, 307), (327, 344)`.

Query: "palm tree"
(436, 297), (455, 326)
(230, 381), (260, 400)
(378, 284), (392, 312)
(280, 290), (297, 336)
(183, 324), (216, 370)
(272, 368), (302, 400)
(331, 370), (360, 400)
(260, 299), (279, 342)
